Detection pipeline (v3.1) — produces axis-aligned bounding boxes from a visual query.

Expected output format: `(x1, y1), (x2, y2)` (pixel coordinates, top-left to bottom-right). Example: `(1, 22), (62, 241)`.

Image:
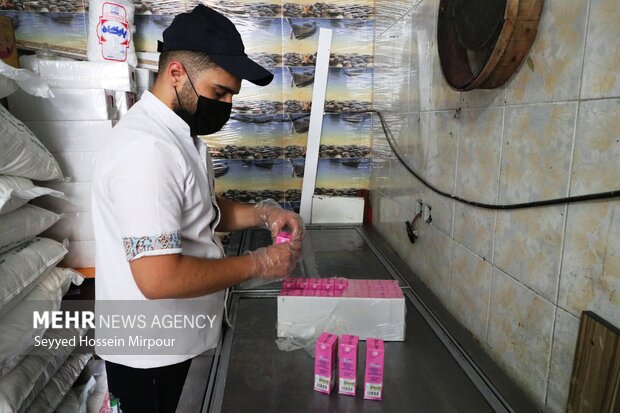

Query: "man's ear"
(168, 61), (186, 87)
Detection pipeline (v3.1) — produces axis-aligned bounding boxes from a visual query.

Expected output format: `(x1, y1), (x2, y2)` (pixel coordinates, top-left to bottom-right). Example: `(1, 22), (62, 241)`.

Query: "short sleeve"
(106, 140), (186, 261)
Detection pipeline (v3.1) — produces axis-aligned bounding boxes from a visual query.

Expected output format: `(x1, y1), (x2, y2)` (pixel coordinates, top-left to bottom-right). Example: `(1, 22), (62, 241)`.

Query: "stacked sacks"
(0, 104), (66, 257)
(58, 361), (113, 413)
(0, 264), (88, 412)
(0, 103), (92, 410)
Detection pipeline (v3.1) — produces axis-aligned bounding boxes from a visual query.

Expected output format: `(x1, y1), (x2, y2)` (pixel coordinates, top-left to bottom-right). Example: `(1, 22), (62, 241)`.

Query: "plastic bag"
(0, 60), (53, 99)
(275, 313), (349, 357)
(88, 0), (137, 67)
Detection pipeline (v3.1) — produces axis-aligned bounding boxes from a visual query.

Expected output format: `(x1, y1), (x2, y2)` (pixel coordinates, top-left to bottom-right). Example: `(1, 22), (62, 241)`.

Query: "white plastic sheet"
(0, 60), (52, 99)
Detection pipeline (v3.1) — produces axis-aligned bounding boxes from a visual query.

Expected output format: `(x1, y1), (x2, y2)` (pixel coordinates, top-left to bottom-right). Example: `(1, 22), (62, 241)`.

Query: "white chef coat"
(91, 90), (225, 368)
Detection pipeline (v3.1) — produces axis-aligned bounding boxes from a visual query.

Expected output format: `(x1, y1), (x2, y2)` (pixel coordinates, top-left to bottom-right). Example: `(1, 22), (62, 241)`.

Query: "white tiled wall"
(371, 0), (620, 411)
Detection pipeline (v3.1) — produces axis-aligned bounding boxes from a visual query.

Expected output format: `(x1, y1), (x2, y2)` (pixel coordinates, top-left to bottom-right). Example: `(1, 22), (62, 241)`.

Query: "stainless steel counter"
(177, 225), (538, 413)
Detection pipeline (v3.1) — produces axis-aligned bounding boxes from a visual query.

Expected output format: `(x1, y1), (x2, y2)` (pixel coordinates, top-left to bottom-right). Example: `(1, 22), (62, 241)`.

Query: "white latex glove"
(254, 199), (305, 241)
(247, 240), (302, 281)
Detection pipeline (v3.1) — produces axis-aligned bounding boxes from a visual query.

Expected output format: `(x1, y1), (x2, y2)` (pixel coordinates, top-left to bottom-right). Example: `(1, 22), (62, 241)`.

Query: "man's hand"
(247, 240), (302, 281)
(255, 199), (305, 240)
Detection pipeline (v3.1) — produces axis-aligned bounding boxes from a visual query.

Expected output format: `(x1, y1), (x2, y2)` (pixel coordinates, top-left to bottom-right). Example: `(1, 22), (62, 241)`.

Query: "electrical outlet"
(416, 199), (424, 215)
(423, 204), (432, 223)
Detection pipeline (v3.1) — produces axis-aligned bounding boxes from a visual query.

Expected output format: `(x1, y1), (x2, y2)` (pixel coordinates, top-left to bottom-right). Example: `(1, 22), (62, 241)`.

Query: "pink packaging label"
(314, 333), (338, 394)
(275, 231), (293, 244)
(338, 334), (359, 396)
(364, 338), (384, 400)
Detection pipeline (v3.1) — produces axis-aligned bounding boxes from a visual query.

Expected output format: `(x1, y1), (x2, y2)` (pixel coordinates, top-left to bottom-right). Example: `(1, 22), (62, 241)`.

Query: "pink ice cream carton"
(314, 332), (338, 394)
(364, 338), (384, 400)
(338, 334), (359, 396)
(321, 279), (335, 291)
(308, 278), (322, 291)
(282, 278), (297, 290)
(295, 278), (309, 290)
(275, 231), (294, 244)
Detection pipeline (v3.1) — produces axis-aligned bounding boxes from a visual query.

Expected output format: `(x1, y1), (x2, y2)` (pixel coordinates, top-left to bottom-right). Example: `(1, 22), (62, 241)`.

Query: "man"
(91, 5), (303, 412)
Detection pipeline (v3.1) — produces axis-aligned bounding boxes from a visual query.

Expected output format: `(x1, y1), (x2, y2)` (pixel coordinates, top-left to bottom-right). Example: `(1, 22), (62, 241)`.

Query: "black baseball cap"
(157, 5), (274, 86)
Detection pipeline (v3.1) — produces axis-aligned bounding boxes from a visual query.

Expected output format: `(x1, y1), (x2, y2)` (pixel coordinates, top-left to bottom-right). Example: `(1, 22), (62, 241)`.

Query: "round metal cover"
(438, 0), (544, 91)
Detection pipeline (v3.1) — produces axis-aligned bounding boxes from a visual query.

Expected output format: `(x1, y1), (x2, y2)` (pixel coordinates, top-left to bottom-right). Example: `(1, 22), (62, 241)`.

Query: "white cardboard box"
(61, 240), (95, 268)
(25, 120), (115, 152)
(24, 120), (115, 141)
(52, 151), (98, 182)
(115, 91), (136, 118)
(33, 181), (92, 213)
(23, 58), (137, 93)
(42, 211), (94, 241)
(311, 195), (365, 224)
(8, 88), (117, 121)
(277, 295), (406, 341)
(135, 67), (156, 89)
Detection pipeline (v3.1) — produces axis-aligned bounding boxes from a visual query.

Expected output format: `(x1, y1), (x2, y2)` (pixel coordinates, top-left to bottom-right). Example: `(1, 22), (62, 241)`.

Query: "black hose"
(351, 110), (620, 210)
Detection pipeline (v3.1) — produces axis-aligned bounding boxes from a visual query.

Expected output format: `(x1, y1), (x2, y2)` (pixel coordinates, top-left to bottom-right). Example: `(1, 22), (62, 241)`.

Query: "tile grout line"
(544, 201), (570, 411)
(483, 263), (494, 347)
(577, 0), (593, 100)
(446, 233), (455, 310)
(451, 102), (462, 239)
(486, 104), (505, 344)
(545, 93), (578, 407)
(492, 105), (507, 264)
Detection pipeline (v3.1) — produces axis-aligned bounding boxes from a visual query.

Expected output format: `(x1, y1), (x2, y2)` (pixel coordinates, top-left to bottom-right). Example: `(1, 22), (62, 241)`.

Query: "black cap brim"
(208, 54), (274, 86)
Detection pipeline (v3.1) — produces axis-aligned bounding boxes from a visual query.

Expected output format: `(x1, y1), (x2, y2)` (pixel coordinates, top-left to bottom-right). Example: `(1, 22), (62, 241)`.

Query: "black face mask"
(175, 72), (232, 136)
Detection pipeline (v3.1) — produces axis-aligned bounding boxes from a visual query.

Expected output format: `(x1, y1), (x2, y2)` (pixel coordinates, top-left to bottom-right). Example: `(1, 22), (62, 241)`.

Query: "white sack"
(87, 0), (137, 67)
(0, 238), (67, 320)
(0, 105), (64, 181)
(0, 267), (83, 378)
(0, 175), (65, 216)
(0, 204), (63, 254)
(27, 353), (92, 413)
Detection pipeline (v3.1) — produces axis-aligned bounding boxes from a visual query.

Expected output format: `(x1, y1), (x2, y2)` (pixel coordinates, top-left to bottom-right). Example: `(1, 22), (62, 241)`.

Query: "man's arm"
(130, 240), (301, 299)
(216, 196), (305, 239)
(216, 195), (261, 232)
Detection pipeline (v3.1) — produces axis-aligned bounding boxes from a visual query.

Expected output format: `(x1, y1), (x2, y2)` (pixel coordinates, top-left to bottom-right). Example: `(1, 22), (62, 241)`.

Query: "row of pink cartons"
(314, 332), (384, 400)
(280, 278), (404, 299)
